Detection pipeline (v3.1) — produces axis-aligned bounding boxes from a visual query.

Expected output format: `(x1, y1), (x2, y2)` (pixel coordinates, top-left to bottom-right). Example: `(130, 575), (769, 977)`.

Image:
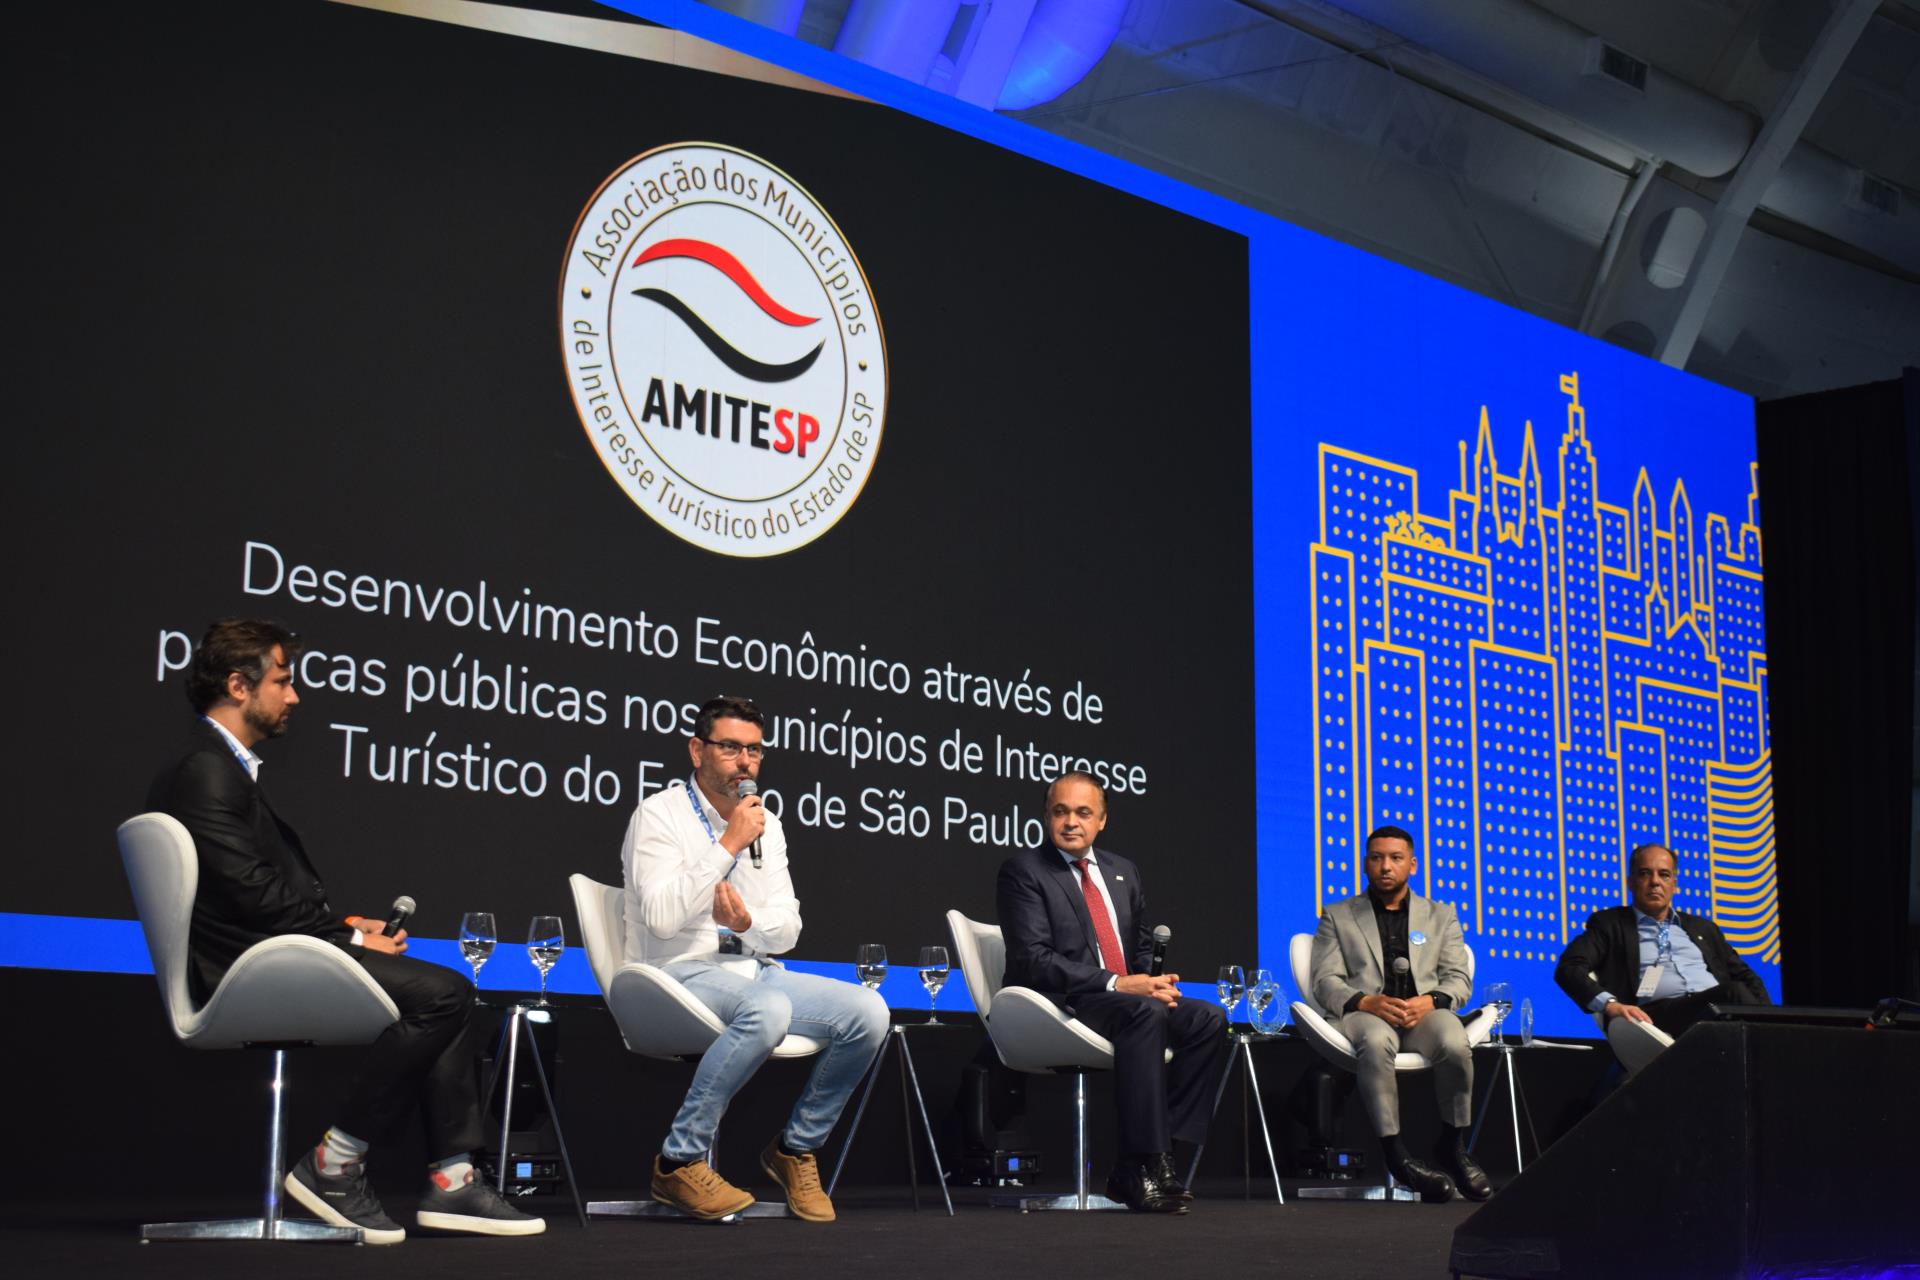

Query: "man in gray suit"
(1311, 825), (1489, 1202)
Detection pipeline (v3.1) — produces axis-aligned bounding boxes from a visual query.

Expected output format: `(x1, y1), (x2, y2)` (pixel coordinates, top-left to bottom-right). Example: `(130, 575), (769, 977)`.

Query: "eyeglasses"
(699, 737), (767, 761)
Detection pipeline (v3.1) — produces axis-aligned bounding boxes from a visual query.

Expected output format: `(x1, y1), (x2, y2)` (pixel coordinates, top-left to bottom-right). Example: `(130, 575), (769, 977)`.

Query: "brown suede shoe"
(651, 1156), (754, 1220)
(759, 1140), (835, 1222)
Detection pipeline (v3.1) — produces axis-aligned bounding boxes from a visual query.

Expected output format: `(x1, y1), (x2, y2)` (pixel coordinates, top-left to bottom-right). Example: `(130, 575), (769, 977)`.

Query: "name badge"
(1409, 931), (1427, 946)
(1635, 964), (1664, 1000)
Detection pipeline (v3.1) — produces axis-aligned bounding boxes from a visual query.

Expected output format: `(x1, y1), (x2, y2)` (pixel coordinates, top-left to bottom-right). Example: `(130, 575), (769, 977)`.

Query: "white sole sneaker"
(415, 1208), (547, 1236)
(282, 1169), (406, 1245)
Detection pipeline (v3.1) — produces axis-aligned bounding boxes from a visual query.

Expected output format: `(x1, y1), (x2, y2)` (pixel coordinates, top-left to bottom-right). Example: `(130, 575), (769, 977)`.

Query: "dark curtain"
(1756, 369), (1920, 1007)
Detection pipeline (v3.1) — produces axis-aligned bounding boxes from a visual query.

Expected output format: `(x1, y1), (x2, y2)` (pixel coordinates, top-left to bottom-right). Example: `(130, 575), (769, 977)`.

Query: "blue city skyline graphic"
(1307, 371), (1778, 1002)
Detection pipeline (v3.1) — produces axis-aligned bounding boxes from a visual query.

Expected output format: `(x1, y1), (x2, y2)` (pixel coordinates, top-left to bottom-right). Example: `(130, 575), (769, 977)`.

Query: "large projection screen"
(4, 0), (1776, 1037)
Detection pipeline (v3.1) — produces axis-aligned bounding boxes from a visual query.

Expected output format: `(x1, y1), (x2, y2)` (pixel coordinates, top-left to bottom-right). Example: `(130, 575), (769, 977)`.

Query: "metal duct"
(833, 0), (966, 85)
(997, 0), (1130, 111)
(1327, 0), (1755, 178)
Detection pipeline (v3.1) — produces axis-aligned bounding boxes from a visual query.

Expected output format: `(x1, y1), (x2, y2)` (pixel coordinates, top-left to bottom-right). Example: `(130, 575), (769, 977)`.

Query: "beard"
(243, 702), (290, 739)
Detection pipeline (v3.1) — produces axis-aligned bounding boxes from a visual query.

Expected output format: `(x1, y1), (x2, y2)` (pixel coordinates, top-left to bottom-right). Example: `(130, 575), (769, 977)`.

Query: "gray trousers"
(1340, 1007), (1472, 1137)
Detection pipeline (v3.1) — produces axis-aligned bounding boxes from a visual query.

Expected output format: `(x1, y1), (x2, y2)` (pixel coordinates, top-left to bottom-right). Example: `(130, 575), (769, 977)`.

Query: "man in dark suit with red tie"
(995, 772), (1229, 1213)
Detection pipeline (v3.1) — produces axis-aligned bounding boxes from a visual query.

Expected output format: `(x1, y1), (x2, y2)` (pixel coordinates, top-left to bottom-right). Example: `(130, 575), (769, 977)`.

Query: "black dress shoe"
(1105, 1157), (1188, 1214)
(1385, 1152), (1457, 1203)
(1150, 1152), (1194, 1202)
(1434, 1132), (1493, 1201)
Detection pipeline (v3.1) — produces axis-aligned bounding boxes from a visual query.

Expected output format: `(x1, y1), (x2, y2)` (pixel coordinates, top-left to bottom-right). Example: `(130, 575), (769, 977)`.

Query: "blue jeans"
(660, 959), (889, 1161)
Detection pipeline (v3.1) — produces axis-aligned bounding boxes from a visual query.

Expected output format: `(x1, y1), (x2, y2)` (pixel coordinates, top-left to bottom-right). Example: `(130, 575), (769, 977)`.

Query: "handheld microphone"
(1149, 925), (1172, 976)
(1392, 955), (1410, 997)
(736, 778), (763, 869)
(386, 894), (417, 937)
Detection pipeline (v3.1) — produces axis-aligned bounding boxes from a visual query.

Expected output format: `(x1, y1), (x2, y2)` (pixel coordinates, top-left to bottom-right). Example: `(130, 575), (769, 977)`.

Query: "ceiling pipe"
(833, 0), (966, 85)
(1322, 0), (1754, 178)
(997, 0), (1129, 111)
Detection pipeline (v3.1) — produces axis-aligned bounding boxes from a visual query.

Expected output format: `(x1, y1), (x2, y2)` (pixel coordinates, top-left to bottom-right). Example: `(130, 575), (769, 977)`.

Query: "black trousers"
(1063, 991), (1231, 1156)
(335, 947), (486, 1161)
(1642, 986), (1740, 1041)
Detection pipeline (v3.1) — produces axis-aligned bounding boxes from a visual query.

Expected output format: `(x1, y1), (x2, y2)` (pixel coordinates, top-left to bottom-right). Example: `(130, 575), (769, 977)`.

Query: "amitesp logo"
(558, 143), (887, 557)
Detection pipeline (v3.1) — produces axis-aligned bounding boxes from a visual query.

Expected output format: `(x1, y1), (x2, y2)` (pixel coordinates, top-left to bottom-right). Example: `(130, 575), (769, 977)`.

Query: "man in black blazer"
(996, 772), (1229, 1213)
(1554, 843), (1771, 1048)
(148, 619), (540, 1243)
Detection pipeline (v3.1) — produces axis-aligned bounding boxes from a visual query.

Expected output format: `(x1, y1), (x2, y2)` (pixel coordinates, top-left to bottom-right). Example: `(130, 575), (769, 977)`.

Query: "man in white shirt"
(621, 695), (888, 1221)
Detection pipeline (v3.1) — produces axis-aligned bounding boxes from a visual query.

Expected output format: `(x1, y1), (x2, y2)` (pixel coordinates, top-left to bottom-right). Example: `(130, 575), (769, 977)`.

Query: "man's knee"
(849, 986), (889, 1044)
(735, 988), (793, 1046)
(1344, 1014), (1398, 1063)
(1425, 1011), (1470, 1065)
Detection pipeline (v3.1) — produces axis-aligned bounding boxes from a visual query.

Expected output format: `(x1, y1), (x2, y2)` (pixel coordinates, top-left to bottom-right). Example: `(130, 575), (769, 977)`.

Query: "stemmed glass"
(1487, 980), (1514, 1046)
(1217, 964), (1246, 1027)
(918, 946), (950, 1024)
(856, 943), (888, 992)
(459, 912), (496, 1004)
(1246, 967), (1279, 1036)
(527, 915), (564, 1007)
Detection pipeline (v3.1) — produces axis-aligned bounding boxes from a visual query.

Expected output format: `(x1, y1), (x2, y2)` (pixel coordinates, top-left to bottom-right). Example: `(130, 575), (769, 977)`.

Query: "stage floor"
(6, 1180), (1483, 1278)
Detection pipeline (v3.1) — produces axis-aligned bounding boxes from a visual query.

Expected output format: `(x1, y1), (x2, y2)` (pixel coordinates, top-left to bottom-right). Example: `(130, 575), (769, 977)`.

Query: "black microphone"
(385, 894), (417, 937)
(1392, 955), (1410, 995)
(1149, 925), (1172, 976)
(735, 778), (763, 869)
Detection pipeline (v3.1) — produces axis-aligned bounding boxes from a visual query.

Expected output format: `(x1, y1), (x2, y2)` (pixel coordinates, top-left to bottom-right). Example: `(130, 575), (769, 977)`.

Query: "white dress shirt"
(621, 777), (802, 978)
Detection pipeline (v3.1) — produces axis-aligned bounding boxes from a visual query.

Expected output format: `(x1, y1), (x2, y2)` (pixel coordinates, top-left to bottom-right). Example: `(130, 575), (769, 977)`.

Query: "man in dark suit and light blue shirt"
(1310, 824), (1489, 1202)
(995, 772), (1230, 1214)
(1554, 842), (1770, 1053)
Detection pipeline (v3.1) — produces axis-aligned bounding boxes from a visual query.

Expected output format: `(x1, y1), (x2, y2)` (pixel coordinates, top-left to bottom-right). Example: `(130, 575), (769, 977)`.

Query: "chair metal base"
(585, 1198), (790, 1222)
(1295, 1183), (1420, 1202)
(140, 1218), (364, 1243)
(993, 1191), (1127, 1212)
(142, 1048), (369, 1244)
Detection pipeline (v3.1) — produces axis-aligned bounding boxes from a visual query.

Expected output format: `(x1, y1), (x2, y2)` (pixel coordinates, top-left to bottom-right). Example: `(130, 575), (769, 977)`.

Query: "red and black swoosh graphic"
(630, 238), (823, 383)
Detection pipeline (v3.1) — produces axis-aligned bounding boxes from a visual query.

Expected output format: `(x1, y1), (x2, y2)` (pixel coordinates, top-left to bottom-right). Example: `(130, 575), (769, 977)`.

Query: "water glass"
(856, 943), (888, 991)
(459, 912), (496, 1002)
(919, 945), (950, 1023)
(1247, 967), (1283, 1036)
(1487, 980), (1514, 1046)
(1216, 964), (1246, 1024)
(527, 915), (564, 1007)
(1517, 997), (1535, 1047)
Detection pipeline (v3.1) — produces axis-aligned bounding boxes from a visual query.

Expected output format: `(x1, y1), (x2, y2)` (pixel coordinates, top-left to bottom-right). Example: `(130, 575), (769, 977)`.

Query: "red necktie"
(1073, 859), (1129, 976)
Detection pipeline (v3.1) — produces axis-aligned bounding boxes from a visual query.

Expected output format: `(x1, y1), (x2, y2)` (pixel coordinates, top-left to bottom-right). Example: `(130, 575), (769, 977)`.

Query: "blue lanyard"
(685, 775), (718, 842)
(687, 777), (744, 885)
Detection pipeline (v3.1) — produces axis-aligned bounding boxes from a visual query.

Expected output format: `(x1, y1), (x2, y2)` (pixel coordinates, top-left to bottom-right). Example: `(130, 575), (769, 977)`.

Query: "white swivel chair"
(118, 813), (400, 1243)
(568, 874), (821, 1220)
(1586, 971), (1675, 1074)
(1287, 931), (1492, 1201)
(946, 909), (1153, 1212)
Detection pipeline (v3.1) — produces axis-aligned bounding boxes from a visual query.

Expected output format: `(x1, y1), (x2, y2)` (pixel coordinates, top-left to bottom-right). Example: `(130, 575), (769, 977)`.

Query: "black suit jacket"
(1554, 904), (1771, 1013)
(147, 721), (350, 1002)
(996, 845), (1152, 1000)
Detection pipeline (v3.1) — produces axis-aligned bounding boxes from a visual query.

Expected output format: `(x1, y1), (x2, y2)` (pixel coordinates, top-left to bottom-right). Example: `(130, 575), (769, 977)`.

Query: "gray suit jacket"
(1311, 893), (1472, 1015)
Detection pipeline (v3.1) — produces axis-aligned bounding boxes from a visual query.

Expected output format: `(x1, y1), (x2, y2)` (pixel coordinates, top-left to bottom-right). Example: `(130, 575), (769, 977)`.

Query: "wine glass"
(459, 912), (496, 1004)
(1217, 964), (1246, 1026)
(1487, 980), (1514, 1046)
(1246, 967), (1279, 1035)
(918, 946), (950, 1024)
(527, 916), (564, 1007)
(856, 943), (888, 992)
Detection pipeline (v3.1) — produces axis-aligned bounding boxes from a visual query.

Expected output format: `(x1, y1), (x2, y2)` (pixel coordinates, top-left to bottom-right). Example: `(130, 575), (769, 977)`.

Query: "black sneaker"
(416, 1173), (547, 1236)
(283, 1148), (405, 1245)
